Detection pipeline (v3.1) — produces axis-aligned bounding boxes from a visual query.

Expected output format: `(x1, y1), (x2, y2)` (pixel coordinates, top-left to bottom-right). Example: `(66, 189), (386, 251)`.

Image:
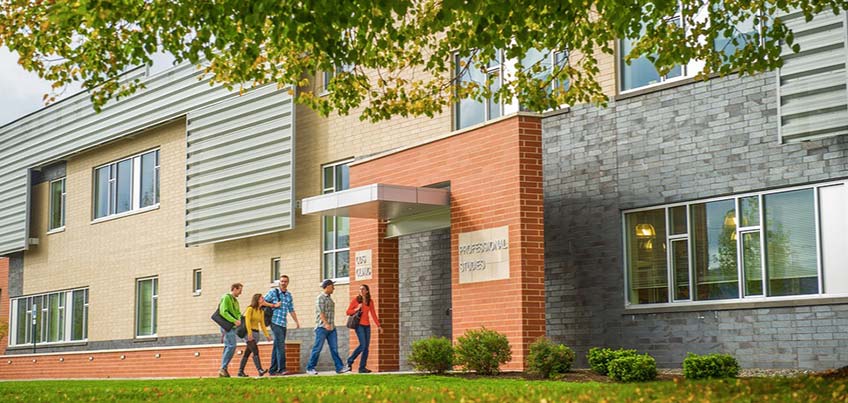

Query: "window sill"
(624, 294), (848, 315)
(6, 341), (88, 350)
(91, 204), (160, 225)
(328, 277), (350, 286)
(616, 76), (701, 101)
(193, 291), (202, 297)
(134, 336), (158, 342)
(46, 227), (65, 235)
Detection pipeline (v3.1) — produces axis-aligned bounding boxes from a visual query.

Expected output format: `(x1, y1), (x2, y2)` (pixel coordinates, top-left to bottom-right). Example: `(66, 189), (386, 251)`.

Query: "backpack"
(263, 289), (282, 327)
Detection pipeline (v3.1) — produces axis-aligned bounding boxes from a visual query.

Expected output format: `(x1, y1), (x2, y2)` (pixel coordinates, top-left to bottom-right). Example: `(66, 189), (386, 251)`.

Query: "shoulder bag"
(346, 308), (362, 329)
(211, 295), (236, 332)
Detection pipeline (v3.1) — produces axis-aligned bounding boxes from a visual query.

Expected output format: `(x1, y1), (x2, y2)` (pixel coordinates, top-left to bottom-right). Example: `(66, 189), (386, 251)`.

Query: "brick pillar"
(0, 258), (8, 355)
(348, 218), (399, 372)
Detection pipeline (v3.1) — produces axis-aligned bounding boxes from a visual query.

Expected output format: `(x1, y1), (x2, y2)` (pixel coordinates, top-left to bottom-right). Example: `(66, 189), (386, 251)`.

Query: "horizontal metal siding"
(779, 10), (848, 142)
(0, 63), (295, 255)
(185, 85), (294, 246)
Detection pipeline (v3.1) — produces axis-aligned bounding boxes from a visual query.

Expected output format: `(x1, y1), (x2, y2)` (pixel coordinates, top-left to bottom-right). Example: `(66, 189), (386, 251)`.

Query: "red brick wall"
(0, 258), (8, 355)
(0, 342), (299, 379)
(349, 115), (545, 371)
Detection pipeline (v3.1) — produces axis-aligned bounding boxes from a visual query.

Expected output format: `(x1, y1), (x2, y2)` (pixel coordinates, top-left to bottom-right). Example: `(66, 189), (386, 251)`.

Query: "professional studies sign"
(458, 226), (510, 284)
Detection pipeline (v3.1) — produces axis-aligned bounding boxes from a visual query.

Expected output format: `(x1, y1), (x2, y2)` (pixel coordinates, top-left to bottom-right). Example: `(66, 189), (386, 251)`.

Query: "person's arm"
(262, 291), (281, 308)
(290, 311), (300, 328)
(369, 301), (381, 329)
(346, 298), (360, 316)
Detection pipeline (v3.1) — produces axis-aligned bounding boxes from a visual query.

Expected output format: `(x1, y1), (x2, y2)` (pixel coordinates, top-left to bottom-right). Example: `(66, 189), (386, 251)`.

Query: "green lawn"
(0, 374), (844, 402)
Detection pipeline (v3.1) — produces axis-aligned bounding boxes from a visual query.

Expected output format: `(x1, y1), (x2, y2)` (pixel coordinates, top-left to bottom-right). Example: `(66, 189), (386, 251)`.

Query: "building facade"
(0, 8), (846, 378)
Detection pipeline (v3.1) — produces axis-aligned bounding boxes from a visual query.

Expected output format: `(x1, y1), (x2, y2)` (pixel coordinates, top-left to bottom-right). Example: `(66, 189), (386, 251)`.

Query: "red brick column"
(0, 258), (8, 355)
(348, 218), (399, 372)
(348, 114), (545, 371)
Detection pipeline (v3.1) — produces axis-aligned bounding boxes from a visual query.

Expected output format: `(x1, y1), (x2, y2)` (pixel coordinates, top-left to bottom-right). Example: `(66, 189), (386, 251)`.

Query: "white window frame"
(321, 159), (353, 284)
(8, 287), (89, 347)
(271, 257), (281, 284)
(622, 180), (846, 309)
(48, 177), (66, 232)
(192, 269), (202, 296)
(92, 149), (160, 222)
(135, 277), (158, 338)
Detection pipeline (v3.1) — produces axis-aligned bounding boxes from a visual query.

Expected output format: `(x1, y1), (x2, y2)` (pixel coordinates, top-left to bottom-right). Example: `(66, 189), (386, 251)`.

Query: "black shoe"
(359, 368), (372, 373)
(258, 369), (267, 377)
(237, 372), (248, 378)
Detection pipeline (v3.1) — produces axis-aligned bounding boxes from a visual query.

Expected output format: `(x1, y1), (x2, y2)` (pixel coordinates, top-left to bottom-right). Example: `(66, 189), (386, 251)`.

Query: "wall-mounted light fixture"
(635, 224), (655, 238)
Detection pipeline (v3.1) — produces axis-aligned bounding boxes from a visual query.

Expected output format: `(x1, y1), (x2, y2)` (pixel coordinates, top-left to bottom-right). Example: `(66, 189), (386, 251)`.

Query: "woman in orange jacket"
(346, 284), (382, 373)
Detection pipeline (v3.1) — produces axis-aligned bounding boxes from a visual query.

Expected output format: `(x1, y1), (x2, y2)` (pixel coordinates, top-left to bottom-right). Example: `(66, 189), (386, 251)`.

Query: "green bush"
(454, 328), (512, 375)
(682, 353), (740, 379)
(587, 347), (639, 375)
(607, 354), (657, 382)
(408, 337), (455, 374)
(526, 338), (575, 378)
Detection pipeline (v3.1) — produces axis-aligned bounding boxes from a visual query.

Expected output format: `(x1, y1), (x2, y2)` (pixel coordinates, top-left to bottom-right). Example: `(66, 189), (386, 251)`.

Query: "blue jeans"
(306, 327), (345, 372)
(347, 325), (371, 371)
(268, 324), (288, 374)
(220, 327), (237, 370)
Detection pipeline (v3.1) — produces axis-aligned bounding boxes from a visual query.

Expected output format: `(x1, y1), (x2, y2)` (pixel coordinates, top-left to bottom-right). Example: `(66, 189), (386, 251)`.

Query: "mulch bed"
(816, 366), (848, 379)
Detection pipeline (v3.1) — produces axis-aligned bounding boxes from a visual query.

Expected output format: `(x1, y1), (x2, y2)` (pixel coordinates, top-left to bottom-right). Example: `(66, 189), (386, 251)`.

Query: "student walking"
(264, 274), (300, 376)
(305, 280), (350, 375)
(346, 284), (383, 373)
(238, 293), (272, 377)
(217, 283), (243, 378)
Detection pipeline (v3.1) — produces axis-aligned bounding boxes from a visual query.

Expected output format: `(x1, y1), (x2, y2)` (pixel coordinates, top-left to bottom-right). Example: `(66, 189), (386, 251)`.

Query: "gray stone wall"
(542, 72), (848, 370)
(398, 228), (452, 370)
(8, 252), (23, 297)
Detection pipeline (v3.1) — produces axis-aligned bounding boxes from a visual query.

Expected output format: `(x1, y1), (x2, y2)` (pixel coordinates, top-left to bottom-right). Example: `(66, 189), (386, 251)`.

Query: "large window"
(94, 149), (160, 220)
(9, 288), (88, 346)
(136, 277), (158, 337)
(49, 177), (66, 231)
(455, 51), (503, 130)
(623, 182), (846, 307)
(322, 160), (351, 281)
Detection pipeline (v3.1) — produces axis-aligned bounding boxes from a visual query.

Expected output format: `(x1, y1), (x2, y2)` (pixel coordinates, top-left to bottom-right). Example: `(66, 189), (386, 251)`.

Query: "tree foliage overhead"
(0, 0), (846, 121)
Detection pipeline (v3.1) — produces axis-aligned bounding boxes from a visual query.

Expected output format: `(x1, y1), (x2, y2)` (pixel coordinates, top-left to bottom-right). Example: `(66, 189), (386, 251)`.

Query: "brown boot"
(218, 368), (230, 378)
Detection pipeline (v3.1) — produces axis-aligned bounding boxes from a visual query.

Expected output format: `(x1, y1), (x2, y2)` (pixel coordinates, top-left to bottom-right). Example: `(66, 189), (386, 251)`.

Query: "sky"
(0, 47), (176, 127)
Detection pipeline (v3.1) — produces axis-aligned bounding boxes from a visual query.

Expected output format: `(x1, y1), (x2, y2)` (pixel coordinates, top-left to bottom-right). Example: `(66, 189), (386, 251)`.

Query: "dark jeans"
(269, 324), (288, 374)
(239, 336), (263, 374)
(306, 327), (344, 372)
(347, 325), (371, 371)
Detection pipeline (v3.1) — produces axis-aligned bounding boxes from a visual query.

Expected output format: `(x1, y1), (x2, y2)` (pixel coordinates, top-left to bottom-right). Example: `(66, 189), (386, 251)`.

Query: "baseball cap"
(321, 279), (335, 288)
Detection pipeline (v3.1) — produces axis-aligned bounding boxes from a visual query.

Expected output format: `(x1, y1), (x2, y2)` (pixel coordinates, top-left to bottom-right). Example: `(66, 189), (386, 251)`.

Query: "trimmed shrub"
(408, 337), (455, 374)
(527, 338), (575, 378)
(587, 347), (639, 375)
(607, 354), (658, 382)
(682, 353), (740, 379)
(454, 328), (512, 375)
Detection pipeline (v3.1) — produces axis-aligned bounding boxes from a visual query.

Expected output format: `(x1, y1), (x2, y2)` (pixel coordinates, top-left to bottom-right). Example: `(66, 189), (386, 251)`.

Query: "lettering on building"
(355, 249), (373, 281)
(458, 226), (510, 284)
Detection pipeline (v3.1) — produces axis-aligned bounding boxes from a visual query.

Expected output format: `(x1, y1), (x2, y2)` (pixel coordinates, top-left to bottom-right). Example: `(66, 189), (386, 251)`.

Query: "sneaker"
(258, 369), (267, 377)
(237, 372), (248, 378)
(306, 369), (319, 375)
(218, 368), (230, 378)
(280, 371), (292, 376)
(359, 368), (372, 373)
(336, 366), (351, 374)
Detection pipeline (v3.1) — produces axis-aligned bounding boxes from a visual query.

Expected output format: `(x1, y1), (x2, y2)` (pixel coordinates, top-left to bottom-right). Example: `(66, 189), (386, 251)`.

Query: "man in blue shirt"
(264, 274), (300, 376)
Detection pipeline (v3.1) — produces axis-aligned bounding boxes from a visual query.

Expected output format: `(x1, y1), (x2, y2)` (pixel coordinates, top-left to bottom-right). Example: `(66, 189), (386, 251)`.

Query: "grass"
(0, 374), (844, 402)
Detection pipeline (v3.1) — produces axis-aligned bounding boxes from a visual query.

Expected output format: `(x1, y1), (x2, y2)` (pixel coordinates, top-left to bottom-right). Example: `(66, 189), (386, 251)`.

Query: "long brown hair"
(356, 284), (372, 306)
(249, 293), (262, 309)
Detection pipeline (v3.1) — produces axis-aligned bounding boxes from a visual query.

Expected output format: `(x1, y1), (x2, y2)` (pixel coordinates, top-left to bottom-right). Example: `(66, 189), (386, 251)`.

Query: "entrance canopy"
(301, 183), (449, 219)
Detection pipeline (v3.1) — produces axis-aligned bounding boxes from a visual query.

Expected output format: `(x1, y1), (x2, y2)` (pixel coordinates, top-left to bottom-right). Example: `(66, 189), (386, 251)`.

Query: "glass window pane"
(625, 209), (668, 304)
(32, 296), (43, 343)
(95, 167), (110, 218)
(715, 14), (757, 57)
(553, 51), (569, 92)
(323, 166), (334, 192)
(456, 55), (486, 129)
(49, 179), (64, 229)
(336, 250), (350, 278)
(820, 185), (848, 294)
(764, 189), (818, 296)
(336, 217), (349, 249)
(692, 199), (739, 300)
(742, 231), (763, 296)
(323, 217), (335, 250)
(335, 164), (349, 191)
(488, 71), (501, 120)
(137, 280), (153, 336)
(15, 300), (27, 345)
(740, 196), (759, 227)
(672, 240), (690, 300)
(116, 159), (133, 214)
(72, 290), (85, 340)
(47, 293), (60, 342)
(620, 38), (661, 91)
(323, 253), (335, 280)
(140, 151), (157, 208)
(670, 206), (687, 235)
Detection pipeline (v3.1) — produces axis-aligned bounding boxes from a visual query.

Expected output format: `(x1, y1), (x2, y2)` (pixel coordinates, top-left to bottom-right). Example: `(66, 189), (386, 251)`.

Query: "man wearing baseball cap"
(305, 279), (350, 375)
